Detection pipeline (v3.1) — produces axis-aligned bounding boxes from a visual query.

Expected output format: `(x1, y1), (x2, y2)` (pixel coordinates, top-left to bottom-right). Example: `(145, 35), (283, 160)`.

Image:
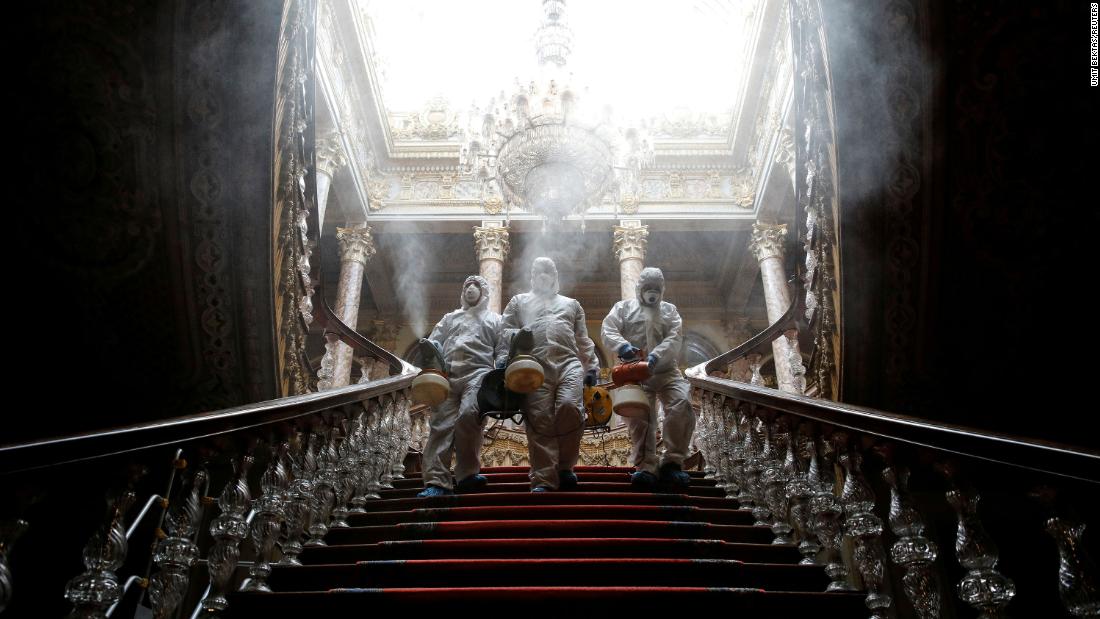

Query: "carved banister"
(690, 374), (1100, 617)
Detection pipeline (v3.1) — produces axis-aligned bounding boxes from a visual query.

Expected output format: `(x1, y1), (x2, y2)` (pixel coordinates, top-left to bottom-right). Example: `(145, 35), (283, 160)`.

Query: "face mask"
(642, 289), (660, 305)
(463, 284), (482, 305)
(533, 273), (554, 292)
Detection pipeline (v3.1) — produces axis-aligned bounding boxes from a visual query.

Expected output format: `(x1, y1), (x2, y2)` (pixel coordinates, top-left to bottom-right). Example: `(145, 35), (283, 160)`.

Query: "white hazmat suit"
(420, 275), (501, 494)
(601, 267), (695, 484)
(498, 258), (598, 490)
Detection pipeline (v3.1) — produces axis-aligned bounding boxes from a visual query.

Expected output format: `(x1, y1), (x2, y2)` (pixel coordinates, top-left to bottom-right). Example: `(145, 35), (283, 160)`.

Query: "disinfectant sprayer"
(608, 351), (652, 419)
(410, 338), (450, 406)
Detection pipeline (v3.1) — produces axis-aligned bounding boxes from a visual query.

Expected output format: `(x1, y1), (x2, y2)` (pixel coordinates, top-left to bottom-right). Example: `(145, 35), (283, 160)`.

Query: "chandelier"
(459, 0), (653, 223)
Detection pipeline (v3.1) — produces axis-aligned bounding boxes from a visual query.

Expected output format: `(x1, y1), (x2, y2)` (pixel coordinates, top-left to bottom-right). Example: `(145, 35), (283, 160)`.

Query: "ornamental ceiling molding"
(317, 0), (376, 217)
(320, 0), (789, 220)
(360, 167), (755, 211)
(745, 7), (793, 186)
(341, 0), (783, 164)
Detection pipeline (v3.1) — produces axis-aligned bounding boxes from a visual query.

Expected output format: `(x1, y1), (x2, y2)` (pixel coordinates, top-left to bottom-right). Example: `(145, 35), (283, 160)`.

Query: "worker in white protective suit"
(601, 267), (695, 489)
(498, 257), (599, 492)
(417, 275), (501, 497)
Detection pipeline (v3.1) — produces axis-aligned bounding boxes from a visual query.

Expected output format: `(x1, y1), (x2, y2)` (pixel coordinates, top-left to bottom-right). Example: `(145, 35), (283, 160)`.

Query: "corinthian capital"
(613, 221), (649, 262)
(316, 133), (349, 178)
(336, 225), (376, 266)
(473, 224), (510, 262)
(750, 222), (788, 263)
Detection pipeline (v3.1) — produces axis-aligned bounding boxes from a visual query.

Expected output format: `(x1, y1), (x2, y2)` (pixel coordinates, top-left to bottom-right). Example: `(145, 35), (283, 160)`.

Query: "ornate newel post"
(612, 220), (649, 301)
(319, 225), (376, 389)
(473, 221), (510, 314)
(314, 133), (348, 229)
(748, 222), (806, 394)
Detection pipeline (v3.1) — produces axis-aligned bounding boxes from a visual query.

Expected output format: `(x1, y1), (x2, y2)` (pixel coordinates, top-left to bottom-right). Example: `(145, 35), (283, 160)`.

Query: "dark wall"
(833, 0), (1096, 446)
(13, 1), (283, 444)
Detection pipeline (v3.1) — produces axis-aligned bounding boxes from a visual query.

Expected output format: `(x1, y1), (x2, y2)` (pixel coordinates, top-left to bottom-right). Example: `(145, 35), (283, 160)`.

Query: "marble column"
(328, 224), (376, 388)
(749, 222), (806, 394)
(315, 133), (348, 228)
(613, 220), (649, 301)
(473, 221), (510, 314)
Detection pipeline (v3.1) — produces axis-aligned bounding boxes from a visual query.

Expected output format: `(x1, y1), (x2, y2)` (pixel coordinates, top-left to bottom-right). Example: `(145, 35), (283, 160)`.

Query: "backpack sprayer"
(476, 328), (542, 425)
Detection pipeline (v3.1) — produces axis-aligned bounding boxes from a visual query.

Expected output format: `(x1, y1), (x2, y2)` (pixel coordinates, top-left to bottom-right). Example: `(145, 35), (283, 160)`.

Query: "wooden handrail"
(690, 374), (1100, 484)
(700, 282), (804, 375)
(0, 373), (415, 475)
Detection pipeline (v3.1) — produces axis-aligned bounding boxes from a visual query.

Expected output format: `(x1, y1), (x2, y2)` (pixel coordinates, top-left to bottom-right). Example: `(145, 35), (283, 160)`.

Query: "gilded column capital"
(473, 224), (510, 262)
(750, 221), (788, 263)
(613, 221), (649, 262)
(336, 225), (376, 266)
(316, 133), (349, 179)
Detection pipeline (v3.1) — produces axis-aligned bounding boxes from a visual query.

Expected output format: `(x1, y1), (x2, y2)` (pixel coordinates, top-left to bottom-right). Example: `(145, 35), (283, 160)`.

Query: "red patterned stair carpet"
(229, 466), (864, 614)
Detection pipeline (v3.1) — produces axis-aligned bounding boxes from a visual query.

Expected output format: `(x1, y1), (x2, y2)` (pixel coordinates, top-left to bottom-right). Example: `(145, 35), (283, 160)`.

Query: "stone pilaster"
(749, 222), (805, 394)
(473, 221), (510, 314)
(315, 133), (348, 228)
(613, 220), (649, 301)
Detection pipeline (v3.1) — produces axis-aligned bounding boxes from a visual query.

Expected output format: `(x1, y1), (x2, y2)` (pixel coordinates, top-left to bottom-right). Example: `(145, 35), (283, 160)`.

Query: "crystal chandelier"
(459, 0), (653, 223)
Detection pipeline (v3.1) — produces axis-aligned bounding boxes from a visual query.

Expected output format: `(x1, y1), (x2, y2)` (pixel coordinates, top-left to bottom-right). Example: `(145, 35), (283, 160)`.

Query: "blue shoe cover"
(416, 485), (454, 498)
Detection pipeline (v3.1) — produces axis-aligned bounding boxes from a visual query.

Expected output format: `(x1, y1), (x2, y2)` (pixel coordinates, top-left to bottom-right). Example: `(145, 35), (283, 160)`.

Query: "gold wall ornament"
(273, 0), (317, 397)
(482, 195), (504, 215)
(389, 96), (462, 141)
(619, 193), (639, 214)
(366, 178), (388, 209)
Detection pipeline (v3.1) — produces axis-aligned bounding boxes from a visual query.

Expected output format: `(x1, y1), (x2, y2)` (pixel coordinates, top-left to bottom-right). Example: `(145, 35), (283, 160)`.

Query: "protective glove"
(583, 369), (598, 387)
(647, 353), (659, 371)
(618, 343), (640, 361)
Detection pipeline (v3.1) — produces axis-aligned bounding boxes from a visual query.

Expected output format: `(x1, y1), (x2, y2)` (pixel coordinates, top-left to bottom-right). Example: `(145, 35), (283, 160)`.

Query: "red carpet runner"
(230, 466), (864, 613)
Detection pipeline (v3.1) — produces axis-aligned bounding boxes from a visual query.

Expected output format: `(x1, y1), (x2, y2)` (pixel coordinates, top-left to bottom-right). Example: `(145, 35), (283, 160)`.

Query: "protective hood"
(460, 274), (491, 312)
(635, 267), (666, 306)
(530, 257), (560, 296)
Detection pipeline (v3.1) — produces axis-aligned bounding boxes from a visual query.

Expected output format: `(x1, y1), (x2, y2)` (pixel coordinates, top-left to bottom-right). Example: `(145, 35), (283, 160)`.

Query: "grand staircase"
(230, 466), (865, 613)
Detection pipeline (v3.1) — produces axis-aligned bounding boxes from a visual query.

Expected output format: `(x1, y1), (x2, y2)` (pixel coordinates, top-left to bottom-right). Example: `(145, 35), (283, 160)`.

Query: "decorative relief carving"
(389, 97), (463, 141)
(473, 225), (510, 263)
(648, 109), (732, 139)
(775, 126), (795, 183)
(273, 0), (317, 396)
(336, 225), (376, 266)
(791, 0), (843, 399)
(315, 133), (348, 179)
(749, 222), (788, 263)
(480, 427), (633, 467)
(613, 223), (649, 262)
(619, 193), (639, 214)
(483, 194), (504, 215)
